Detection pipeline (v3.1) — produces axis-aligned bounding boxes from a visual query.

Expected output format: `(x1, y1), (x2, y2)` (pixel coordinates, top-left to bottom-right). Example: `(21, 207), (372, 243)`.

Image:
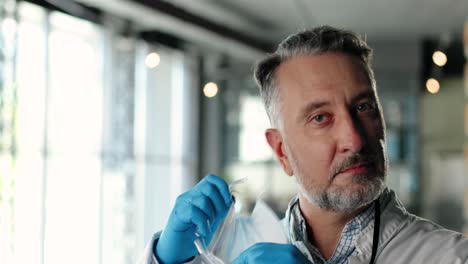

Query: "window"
(0, 2), (199, 264)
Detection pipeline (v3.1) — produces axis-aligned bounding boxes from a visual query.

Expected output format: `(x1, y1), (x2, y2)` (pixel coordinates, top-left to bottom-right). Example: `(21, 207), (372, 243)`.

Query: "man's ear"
(265, 128), (293, 176)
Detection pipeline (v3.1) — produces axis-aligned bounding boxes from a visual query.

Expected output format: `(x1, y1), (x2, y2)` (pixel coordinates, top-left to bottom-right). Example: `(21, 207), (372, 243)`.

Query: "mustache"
(330, 152), (378, 179)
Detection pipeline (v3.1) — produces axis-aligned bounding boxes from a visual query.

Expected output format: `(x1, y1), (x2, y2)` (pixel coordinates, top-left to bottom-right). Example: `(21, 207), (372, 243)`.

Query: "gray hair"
(254, 26), (375, 128)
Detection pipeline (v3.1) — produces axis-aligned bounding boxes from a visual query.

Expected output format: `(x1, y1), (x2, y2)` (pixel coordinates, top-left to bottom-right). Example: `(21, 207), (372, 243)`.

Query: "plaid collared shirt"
(288, 199), (375, 264)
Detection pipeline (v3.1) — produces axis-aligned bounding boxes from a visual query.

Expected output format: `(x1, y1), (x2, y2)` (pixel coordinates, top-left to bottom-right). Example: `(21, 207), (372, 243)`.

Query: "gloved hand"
(155, 174), (233, 264)
(232, 243), (310, 264)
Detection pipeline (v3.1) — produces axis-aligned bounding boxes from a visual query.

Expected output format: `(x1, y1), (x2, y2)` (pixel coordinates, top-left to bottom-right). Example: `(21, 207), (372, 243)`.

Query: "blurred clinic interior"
(0, 0), (467, 263)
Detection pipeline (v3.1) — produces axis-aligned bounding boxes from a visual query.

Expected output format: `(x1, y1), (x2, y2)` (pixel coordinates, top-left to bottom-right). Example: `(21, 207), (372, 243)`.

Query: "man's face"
(266, 52), (387, 212)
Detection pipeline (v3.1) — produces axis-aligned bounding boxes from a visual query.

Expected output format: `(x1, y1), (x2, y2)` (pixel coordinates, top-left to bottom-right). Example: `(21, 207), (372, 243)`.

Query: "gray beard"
(296, 173), (385, 214)
(284, 138), (387, 213)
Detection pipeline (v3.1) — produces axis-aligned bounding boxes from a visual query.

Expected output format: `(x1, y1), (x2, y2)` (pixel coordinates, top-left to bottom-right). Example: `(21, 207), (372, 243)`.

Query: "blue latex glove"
(232, 243), (310, 264)
(155, 174), (233, 264)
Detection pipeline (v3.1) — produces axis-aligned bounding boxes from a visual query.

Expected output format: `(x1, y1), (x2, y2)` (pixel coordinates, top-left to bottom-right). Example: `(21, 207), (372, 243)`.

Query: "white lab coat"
(139, 189), (468, 263)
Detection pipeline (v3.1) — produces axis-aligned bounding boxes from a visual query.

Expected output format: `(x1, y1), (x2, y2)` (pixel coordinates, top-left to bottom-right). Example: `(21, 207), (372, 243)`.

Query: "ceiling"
(75, 0), (468, 60)
(170, 0), (468, 41)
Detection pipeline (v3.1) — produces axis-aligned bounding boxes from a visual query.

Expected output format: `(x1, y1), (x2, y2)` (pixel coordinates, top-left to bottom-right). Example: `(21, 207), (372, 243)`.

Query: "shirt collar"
(286, 196), (377, 263)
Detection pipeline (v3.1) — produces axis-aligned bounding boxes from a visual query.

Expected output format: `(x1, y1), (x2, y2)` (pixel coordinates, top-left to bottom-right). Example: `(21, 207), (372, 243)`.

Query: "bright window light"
(1, 17), (17, 39)
(239, 95), (272, 162)
(1, 3), (199, 264)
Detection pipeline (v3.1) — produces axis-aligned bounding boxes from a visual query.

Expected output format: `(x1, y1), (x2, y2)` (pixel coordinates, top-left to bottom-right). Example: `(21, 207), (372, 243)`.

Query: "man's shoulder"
(399, 212), (467, 244)
(381, 214), (468, 262)
(382, 189), (467, 241)
(379, 190), (468, 262)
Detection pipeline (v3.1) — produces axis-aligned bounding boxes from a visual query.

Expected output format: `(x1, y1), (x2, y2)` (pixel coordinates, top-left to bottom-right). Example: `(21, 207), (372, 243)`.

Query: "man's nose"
(337, 114), (365, 153)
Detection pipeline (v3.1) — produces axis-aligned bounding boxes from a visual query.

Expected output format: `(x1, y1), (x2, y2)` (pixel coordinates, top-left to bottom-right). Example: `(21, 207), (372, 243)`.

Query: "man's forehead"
(274, 53), (376, 111)
(275, 53), (371, 89)
(298, 89), (376, 110)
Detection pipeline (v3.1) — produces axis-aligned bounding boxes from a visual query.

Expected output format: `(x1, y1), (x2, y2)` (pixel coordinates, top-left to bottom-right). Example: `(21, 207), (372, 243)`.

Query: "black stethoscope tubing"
(369, 199), (380, 264)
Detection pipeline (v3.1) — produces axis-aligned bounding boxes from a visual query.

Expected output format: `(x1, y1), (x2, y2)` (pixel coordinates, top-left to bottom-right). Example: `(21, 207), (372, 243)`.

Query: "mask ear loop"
(228, 177), (248, 206)
(194, 233), (215, 264)
(194, 232), (225, 264)
(229, 177), (248, 192)
(194, 232), (208, 254)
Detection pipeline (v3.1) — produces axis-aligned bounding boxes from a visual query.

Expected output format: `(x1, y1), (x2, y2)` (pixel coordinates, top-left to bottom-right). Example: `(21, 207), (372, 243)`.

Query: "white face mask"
(202, 199), (287, 263)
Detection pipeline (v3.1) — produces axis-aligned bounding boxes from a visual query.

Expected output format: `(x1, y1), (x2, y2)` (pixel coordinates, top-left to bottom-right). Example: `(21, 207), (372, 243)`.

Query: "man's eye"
(312, 114), (328, 123)
(356, 103), (375, 112)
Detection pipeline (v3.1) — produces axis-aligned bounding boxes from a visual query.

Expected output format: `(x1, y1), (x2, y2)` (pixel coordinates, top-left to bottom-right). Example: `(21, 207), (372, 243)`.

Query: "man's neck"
(298, 194), (370, 260)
